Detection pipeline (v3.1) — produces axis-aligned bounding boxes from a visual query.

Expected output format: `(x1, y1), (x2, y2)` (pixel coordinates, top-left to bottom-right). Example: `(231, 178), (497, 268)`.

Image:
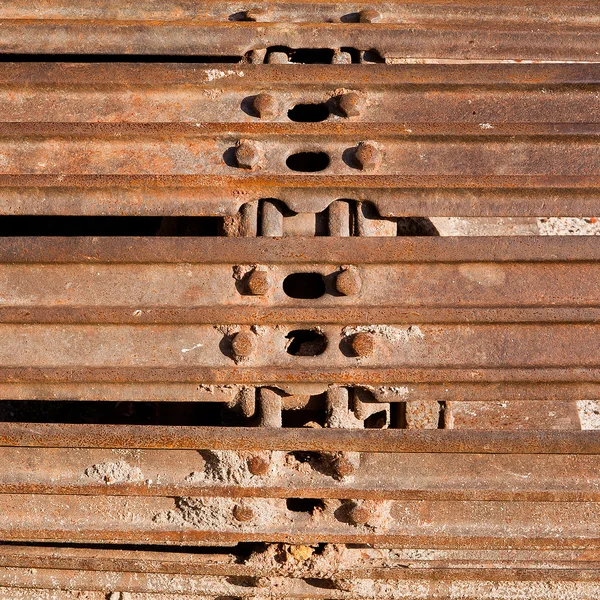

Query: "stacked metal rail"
(0, 1), (599, 598)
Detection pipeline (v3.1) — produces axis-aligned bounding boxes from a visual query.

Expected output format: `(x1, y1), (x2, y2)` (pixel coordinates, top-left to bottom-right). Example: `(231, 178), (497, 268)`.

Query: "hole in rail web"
(283, 273), (326, 299)
(285, 330), (328, 356)
(288, 103), (330, 122)
(286, 152), (330, 172)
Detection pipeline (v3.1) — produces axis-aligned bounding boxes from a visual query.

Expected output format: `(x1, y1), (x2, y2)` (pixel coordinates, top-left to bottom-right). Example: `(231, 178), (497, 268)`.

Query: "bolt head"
(235, 140), (262, 170)
(331, 453), (357, 478)
(231, 331), (256, 359)
(335, 268), (362, 296)
(359, 9), (382, 23)
(252, 93), (278, 120)
(338, 92), (363, 117)
(247, 269), (271, 295)
(354, 141), (383, 172)
(233, 504), (255, 522)
(348, 503), (371, 525)
(247, 454), (271, 475)
(350, 332), (376, 357)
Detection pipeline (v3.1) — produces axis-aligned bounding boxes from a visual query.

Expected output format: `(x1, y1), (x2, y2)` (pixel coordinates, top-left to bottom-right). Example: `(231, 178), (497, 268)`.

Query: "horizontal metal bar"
(0, 123), (597, 215)
(3, 64), (600, 125)
(0, 324), (594, 370)
(0, 16), (599, 61)
(1, 493), (600, 548)
(1, 565), (600, 598)
(0, 238), (595, 324)
(2, 447), (600, 501)
(1, 425), (599, 453)
(0, 237), (596, 264)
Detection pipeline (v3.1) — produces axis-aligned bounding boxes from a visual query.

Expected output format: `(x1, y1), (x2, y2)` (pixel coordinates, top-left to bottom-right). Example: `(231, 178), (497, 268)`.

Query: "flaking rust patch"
(84, 461), (144, 485)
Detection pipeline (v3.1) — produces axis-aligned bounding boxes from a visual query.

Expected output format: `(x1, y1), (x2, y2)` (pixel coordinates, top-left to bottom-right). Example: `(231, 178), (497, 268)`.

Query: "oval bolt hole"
(286, 329), (328, 356)
(283, 273), (326, 299)
(288, 103), (330, 122)
(286, 152), (330, 172)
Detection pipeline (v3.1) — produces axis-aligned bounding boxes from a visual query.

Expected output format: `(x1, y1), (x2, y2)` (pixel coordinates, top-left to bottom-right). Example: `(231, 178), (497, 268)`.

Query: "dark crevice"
(288, 103), (330, 122)
(283, 273), (326, 299)
(0, 54), (243, 63)
(0, 216), (222, 236)
(0, 400), (235, 426)
(286, 152), (330, 172)
(286, 498), (325, 513)
(285, 330), (328, 356)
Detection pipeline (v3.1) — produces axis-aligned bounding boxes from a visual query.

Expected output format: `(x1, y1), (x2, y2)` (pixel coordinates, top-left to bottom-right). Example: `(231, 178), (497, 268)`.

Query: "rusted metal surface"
(1, 0), (598, 593)
(1, 424), (599, 453)
(0, 123), (600, 217)
(1, 493), (600, 547)
(2, 446), (600, 501)
(0, 64), (600, 216)
(0, 2), (599, 60)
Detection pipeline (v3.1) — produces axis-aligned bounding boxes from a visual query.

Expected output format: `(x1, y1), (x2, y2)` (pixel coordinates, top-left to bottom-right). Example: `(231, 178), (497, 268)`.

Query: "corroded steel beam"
(0, 2), (599, 60)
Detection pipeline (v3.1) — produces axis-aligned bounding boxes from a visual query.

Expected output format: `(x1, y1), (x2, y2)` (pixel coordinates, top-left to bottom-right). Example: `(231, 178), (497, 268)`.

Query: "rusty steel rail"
(1, 424), (599, 453)
(0, 2), (599, 61)
(0, 63), (600, 216)
(0, 122), (600, 216)
(0, 237), (596, 399)
(2, 445), (600, 501)
(1, 492), (600, 548)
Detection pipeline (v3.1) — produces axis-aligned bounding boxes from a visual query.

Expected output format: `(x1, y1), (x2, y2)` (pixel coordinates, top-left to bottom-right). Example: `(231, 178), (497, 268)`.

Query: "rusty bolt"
(338, 92), (363, 118)
(247, 269), (271, 295)
(252, 93), (278, 120)
(231, 331), (257, 359)
(354, 141), (383, 172)
(267, 51), (289, 64)
(350, 332), (376, 357)
(348, 502), (371, 525)
(235, 140), (262, 170)
(233, 504), (255, 522)
(335, 268), (362, 296)
(247, 454), (271, 476)
(331, 452), (357, 478)
(358, 9), (382, 23)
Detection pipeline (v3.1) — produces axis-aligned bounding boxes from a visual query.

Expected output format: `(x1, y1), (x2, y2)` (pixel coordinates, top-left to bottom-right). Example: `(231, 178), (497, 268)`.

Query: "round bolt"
(247, 454), (271, 476)
(331, 453), (357, 478)
(267, 51), (289, 64)
(247, 269), (271, 295)
(231, 331), (257, 359)
(233, 504), (255, 522)
(354, 141), (383, 172)
(348, 502), (371, 525)
(358, 9), (382, 23)
(335, 268), (362, 296)
(350, 332), (376, 357)
(338, 92), (363, 118)
(235, 140), (262, 170)
(252, 93), (278, 120)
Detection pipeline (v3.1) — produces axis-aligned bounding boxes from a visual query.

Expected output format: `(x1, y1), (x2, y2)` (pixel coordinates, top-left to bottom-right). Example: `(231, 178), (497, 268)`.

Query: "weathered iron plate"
(1, 492), (600, 547)
(2, 446), (600, 501)
(1, 123), (600, 217)
(1, 64), (600, 216)
(0, 2), (599, 60)
(0, 237), (595, 399)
